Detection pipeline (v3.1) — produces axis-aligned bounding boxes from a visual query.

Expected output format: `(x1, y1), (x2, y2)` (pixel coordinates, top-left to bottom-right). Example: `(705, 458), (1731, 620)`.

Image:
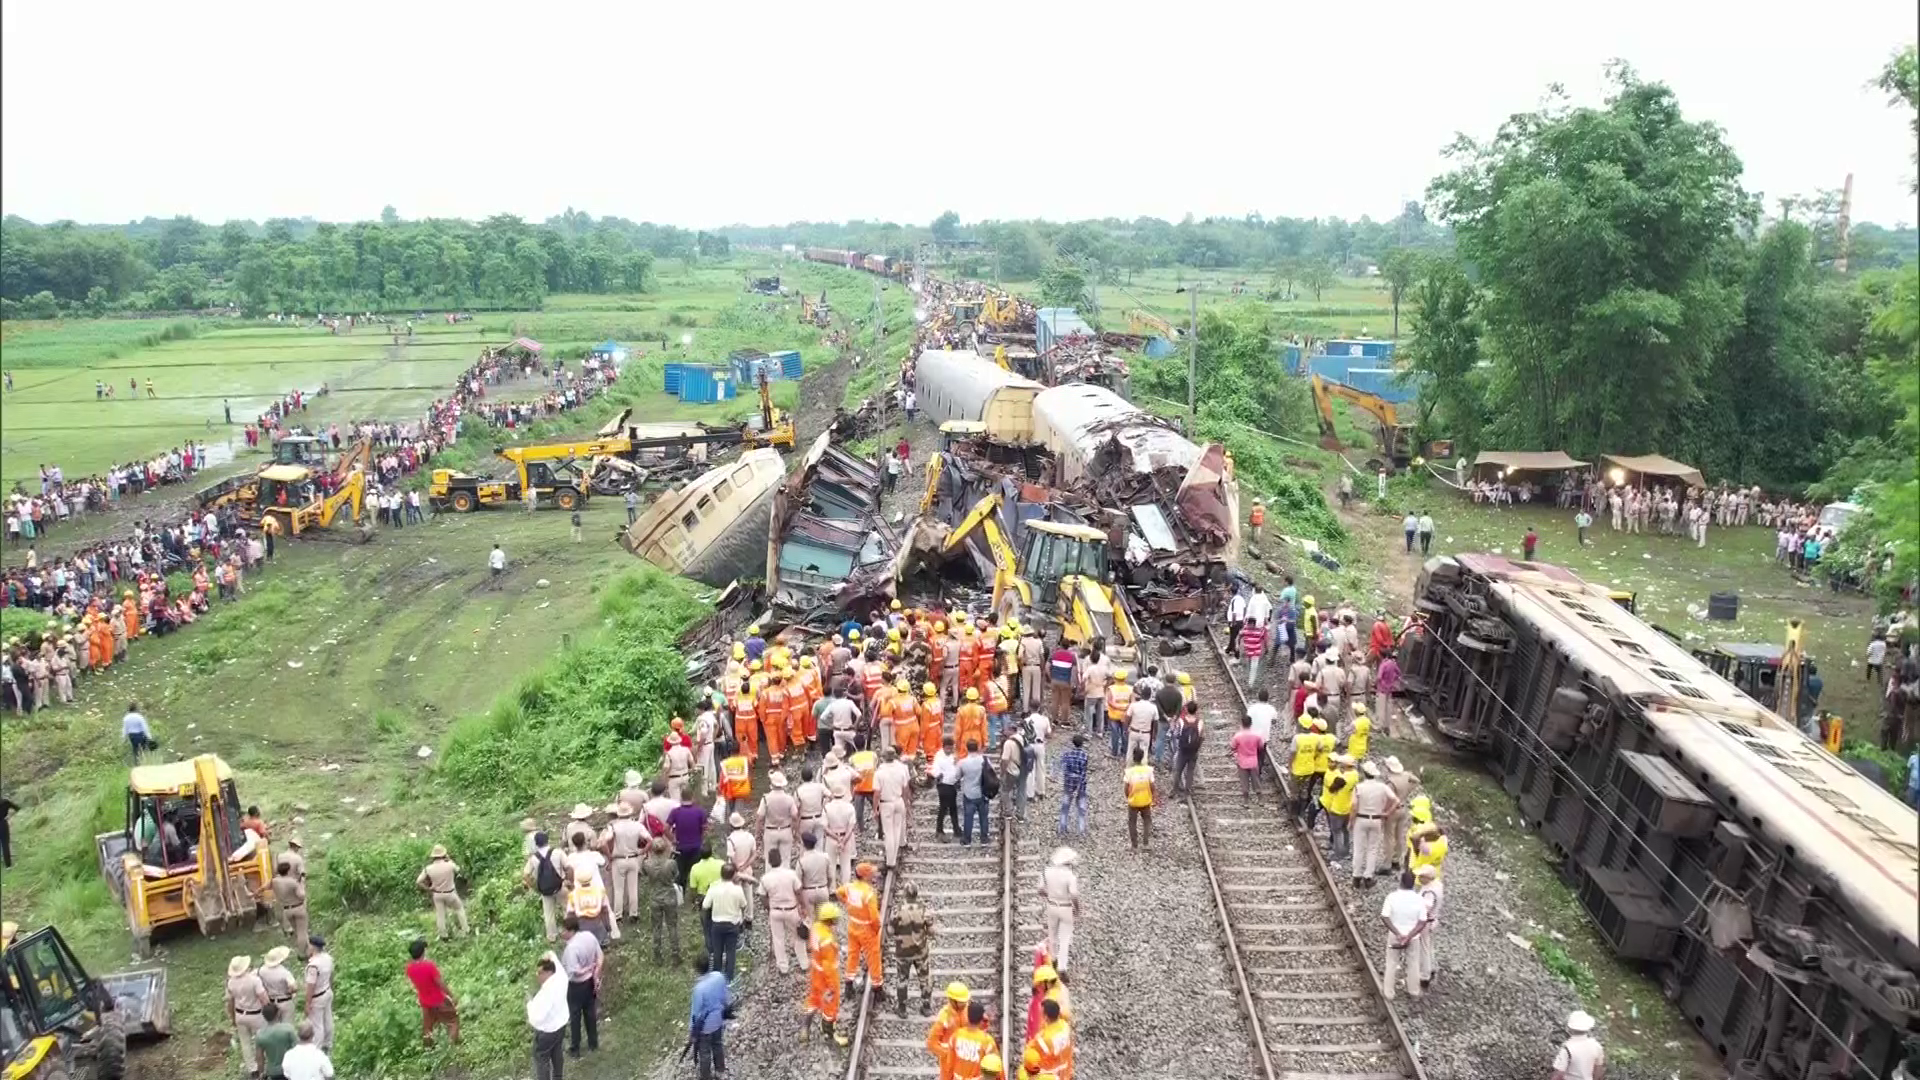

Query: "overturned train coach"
(1404, 554), (1919, 1079)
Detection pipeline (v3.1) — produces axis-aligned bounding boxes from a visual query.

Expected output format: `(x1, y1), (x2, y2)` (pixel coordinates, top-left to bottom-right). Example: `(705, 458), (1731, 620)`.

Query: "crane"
(1310, 374), (1416, 472)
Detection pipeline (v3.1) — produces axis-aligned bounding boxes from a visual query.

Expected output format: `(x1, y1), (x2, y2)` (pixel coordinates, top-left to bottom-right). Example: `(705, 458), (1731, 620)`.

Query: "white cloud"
(4, 0), (1913, 227)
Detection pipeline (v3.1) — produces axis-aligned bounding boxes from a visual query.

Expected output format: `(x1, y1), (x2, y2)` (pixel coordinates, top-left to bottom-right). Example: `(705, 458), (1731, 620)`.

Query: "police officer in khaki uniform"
(760, 847), (806, 973)
(1382, 756), (1421, 873)
(416, 844), (469, 938)
(281, 835), (308, 882)
(258, 945), (298, 1019)
(563, 803), (597, 852)
(796, 830), (832, 916)
(1038, 848), (1081, 972)
(270, 859), (309, 954)
(1349, 761), (1400, 886)
(725, 812), (759, 911)
(226, 954), (269, 1076)
(606, 803), (648, 922)
(303, 935), (335, 1053)
(755, 771), (798, 874)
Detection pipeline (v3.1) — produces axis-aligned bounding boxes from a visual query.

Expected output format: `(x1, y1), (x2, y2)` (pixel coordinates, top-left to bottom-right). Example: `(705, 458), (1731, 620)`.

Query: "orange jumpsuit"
(799, 667), (823, 738)
(733, 691), (760, 762)
(837, 878), (882, 985)
(954, 703), (987, 760)
(806, 919), (840, 1023)
(888, 693), (920, 759)
(917, 695), (945, 761)
(950, 1027), (998, 1080)
(861, 664), (884, 717)
(871, 683), (896, 734)
(787, 680), (813, 750)
(759, 683), (790, 760)
(927, 1003), (965, 1080)
(958, 638), (981, 697)
(89, 622), (113, 670)
(122, 599), (140, 639)
(1031, 1018), (1074, 1080)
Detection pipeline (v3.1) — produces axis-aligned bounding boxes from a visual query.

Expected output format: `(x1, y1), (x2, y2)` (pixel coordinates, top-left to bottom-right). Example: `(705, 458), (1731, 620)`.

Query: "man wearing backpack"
(998, 728), (1030, 823)
(1172, 700), (1205, 797)
(522, 831), (569, 942)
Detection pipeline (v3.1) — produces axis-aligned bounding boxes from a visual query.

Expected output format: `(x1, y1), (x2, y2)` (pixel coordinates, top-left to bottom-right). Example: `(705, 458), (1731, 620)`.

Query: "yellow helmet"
(894, 678), (910, 692)
(848, 629), (861, 641)
(732, 642), (746, 659)
(933, 620), (946, 632)
(965, 687), (980, 701)
(961, 624), (976, 637)
(1007, 620), (1021, 633)
(1176, 672), (1192, 685)
(982, 1053), (1004, 1075)
(1410, 795), (1433, 823)
(1032, 963), (1057, 983)
(1113, 669), (1128, 681)
(945, 982), (971, 1002)
(890, 599), (902, 611)
(887, 628), (902, 641)
(816, 902), (844, 921)
(1024, 1046), (1043, 1071)
(923, 682), (938, 697)
(1304, 595), (1316, 606)
(748, 624), (762, 636)
(749, 660), (764, 672)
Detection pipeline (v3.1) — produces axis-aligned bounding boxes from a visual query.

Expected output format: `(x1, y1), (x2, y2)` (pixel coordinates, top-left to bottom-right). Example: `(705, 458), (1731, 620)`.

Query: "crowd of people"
(5, 446), (222, 547)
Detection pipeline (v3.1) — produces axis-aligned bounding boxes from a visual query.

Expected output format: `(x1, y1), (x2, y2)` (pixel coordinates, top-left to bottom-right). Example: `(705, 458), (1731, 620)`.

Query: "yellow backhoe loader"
(1310, 374), (1416, 472)
(1, 922), (169, 1080)
(935, 495), (1135, 647)
(255, 464), (368, 538)
(94, 755), (272, 959)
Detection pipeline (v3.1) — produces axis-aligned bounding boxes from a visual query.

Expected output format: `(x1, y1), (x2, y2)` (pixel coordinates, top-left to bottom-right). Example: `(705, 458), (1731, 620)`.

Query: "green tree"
(1379, 247), (1424, 338)
(930, 210), (960, 243)
(1402, 256), (1486, 448)
(1300, 260), (1335, 301)
(1878, 45), (1919, 190)
(620, 252), (654, 292)
(381, 205), (400, 226)
(1428, 63), (1750, 457)
(1036, 261), (1089, 311)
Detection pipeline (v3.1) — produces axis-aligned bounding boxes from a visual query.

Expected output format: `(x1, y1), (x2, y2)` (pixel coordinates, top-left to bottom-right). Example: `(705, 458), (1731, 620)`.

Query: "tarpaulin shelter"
(508, 336), (543, 354)
(1470, 450), (1588, 480)
(1600, 453), (1705, 489)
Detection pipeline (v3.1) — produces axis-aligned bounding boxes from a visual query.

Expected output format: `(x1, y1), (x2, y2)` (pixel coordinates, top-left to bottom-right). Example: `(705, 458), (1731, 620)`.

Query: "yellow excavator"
(937, 494), (1135, 647)
(2, 920), (171, 1080)
(255, 463), (368, 538)
(94, 755), (272, 959)
(1127, 309), (1180, 341)
(1310, 374), (1416, 472)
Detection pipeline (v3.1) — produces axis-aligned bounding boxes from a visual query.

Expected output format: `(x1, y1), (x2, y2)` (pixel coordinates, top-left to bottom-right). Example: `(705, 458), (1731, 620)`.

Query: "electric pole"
(1184, 285), (1199, 428)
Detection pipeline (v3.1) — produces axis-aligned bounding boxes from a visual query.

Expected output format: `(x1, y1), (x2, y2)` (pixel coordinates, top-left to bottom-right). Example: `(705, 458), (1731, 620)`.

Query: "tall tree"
(1300, 260), (1335, 301)
(1878, 45), (1919, 191)
(1379, 247), (1424, 338)
(1402, 256), (1486, 448)
(1428, 63), (1751, 456)
(930, 210), (960, 243)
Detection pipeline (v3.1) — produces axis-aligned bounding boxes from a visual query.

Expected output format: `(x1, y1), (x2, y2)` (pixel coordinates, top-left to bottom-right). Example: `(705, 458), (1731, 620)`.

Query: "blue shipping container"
(1282, 343), (1305, 373)
(677, 366), (738, 404)
(772, 350), (803, 379)
(663, 363), (688, 394)
(1324, 338), (1396, 360)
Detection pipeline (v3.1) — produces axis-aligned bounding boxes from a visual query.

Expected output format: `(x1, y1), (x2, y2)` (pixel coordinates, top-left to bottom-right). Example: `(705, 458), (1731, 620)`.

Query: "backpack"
(1178, 721), (1203, 754)
(533, 849), (563, 896)
(979, 758), (1001, 801)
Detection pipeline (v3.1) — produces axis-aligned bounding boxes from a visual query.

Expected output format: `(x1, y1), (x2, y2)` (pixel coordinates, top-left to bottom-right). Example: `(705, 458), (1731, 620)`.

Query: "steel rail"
(1194, 625), (1429, 1080)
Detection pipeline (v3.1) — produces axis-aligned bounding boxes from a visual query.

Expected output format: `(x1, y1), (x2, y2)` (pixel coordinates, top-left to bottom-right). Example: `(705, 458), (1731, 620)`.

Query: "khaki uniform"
(1349, 777), (1397, 881)
(226, 971), (269, 1073)
(563, 819), (596, 852)
(1039, 865), (1079, 971)
(797, 847), (832, 916)
(1385, 771), (1421, 871)
(795, 781), (828, 846)
(607, 819), (648, 919)
(757, 790), (798, 872)
(270, 872), (309, 951)
(760, 865), (806, 973)
(664, 744), (695, 802)
(822, 800), (857, 886)
(417, 858), (468, 937)
(259, 963), (297, 1014)
(874, 761), (911, 868)
(1318, 664), (1349, 728)
(725, 828), (758, 910)
(524, 846), (569, 940)
(280, 848), (308, 882)
(304, 951), (335, 1051)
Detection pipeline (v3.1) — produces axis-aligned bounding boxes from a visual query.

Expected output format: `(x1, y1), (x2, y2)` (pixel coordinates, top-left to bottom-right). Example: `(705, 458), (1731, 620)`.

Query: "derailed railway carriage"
(1406, 554), (1919, 1079)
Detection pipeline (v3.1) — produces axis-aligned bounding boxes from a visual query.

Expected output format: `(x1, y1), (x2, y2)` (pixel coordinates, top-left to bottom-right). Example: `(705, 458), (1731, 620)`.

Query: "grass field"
(1003, 265), (1400, 340)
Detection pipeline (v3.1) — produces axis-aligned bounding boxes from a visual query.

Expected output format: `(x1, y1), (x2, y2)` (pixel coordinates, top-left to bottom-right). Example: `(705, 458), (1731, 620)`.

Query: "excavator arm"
(316, 469), (366, 527)
(941, 495), (1032, 616)
(1310, 374), (1414, 468)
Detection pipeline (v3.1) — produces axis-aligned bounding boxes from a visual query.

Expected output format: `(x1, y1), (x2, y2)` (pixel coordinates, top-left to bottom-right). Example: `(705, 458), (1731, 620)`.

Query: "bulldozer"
(925, 494), (1135, 648)
(1, 922), (169, 1080)
(94, 755), (272, 959)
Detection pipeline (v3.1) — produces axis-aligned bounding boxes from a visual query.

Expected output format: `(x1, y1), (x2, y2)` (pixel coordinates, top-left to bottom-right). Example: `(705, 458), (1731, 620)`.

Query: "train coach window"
(713, 479), (733, 502)
(1670, 684), (1706, 700)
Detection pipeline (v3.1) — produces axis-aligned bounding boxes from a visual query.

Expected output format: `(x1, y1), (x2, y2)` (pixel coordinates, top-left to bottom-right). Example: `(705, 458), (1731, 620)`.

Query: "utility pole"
(1088, 260), (1100, 327)
(1186, 285), (1199, 428)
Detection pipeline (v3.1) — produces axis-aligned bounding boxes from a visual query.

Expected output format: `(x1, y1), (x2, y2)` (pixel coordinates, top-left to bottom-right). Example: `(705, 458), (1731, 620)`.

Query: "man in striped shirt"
(1054, 735), (1090, 837)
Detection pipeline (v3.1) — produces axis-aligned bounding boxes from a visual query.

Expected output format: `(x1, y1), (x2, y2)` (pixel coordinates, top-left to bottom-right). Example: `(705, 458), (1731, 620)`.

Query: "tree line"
(0, 210), (737, 317)
(1399, 54), (1918, 602)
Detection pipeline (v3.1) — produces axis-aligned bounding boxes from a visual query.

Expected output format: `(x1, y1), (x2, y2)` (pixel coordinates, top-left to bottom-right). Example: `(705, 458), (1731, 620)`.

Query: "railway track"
(844, 785), (1018, 1079)
(1181, 630), (1427, 1080)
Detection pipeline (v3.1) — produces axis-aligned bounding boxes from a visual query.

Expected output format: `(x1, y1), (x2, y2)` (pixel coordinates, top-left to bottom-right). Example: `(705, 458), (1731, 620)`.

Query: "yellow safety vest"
(1105, 684), (1133, 721)
(1124, 765), (1154, 808)
(1309, 733), (1334, 776)
(570, 881), (606, 918)
(1411, 832), (1450, 878)
(1289, 735), (1316, 777)
(1320, 769), (1359, 815)
(1348, 716), (1371, 760)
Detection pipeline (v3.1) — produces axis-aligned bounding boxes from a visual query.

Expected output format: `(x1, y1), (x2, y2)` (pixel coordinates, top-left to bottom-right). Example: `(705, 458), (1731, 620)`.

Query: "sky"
(3, 1), (1915, 229)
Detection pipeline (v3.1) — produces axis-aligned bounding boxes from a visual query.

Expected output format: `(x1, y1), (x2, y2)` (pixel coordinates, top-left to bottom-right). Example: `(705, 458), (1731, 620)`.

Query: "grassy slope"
(1003, 266), (1397, 339)
(0, 263), (842, 1079)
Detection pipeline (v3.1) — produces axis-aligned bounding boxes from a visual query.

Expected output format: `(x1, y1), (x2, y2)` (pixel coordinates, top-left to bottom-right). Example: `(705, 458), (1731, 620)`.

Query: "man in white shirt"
(1551, 1010), (1606, 1080)
(1246, 689), (1277, 747)
(524, 953), (570, 1080)
(1378, 869), (1427, 1000)
(1244, 586), (1273, 631)
(1023, 709), (1051, 797)
(489, 544), (507, 576)
(280, 1021), (334, 1080)
(930, 739), (961, 839)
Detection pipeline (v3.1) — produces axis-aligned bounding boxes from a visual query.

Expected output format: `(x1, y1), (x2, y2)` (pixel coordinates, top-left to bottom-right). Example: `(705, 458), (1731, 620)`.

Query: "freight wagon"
(1404, 553), (1919, 1080)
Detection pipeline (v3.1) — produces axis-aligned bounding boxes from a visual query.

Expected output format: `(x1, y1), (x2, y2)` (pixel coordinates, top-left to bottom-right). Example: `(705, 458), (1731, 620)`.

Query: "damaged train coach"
(1402, 553), (1919, 1080)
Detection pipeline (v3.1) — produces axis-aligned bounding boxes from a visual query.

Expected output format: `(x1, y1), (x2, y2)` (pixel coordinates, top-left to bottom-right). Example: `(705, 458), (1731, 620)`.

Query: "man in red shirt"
(405, 937), (460, 1046)
(1522, 529), (1539, 561)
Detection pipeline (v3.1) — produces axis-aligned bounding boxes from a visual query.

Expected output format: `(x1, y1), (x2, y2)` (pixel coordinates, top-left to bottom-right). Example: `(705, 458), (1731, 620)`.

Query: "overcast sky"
(4, 1), (1914, 229)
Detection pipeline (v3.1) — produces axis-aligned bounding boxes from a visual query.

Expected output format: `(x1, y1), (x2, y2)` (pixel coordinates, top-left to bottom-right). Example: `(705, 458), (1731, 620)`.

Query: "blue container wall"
(663, 363), (688, 394)
(1283, 343), (1305, 374)
(1036, 308), (1091, 355)
(677, 367), (738, 404)
(773, 350), (804, 379)
(1324, 339), (1396, 360)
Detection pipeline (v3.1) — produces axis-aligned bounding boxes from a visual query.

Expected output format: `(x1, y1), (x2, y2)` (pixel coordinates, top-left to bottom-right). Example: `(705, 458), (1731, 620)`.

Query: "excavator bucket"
(98, 967), (172, 1040)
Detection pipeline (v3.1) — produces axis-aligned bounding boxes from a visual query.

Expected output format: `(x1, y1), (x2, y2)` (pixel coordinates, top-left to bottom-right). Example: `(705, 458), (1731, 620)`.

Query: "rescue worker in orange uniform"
(733, 679), (760, 762)
(957, 626), (982, 704)
(760, 671), (791, 762)
(917, 683), (945, 765)
(121, 591), (140, 640)
(861, 653), (886, 721)
(88, 616), (113, 671)
(787, 667), (814, 754)
(888, 678), (920, 759)
(871, 677), (897, 741)
(716, 750), (752, 823)
(806, 900), (847, 1046)
(950, 1002), (999, 1080)
(1029, 996), (1074, 1079)
(850, 745), (880, 834)
(927, 983), (971, 1080)
(836, 862), (883, 999)
(954, 688), (988, 761)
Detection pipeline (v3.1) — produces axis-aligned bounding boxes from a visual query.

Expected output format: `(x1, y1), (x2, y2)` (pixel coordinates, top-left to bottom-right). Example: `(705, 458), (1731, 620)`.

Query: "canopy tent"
(507, 336), (543, 354)
(1601, 453), (1705, 489)
(1470, 450), (1588, 480)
